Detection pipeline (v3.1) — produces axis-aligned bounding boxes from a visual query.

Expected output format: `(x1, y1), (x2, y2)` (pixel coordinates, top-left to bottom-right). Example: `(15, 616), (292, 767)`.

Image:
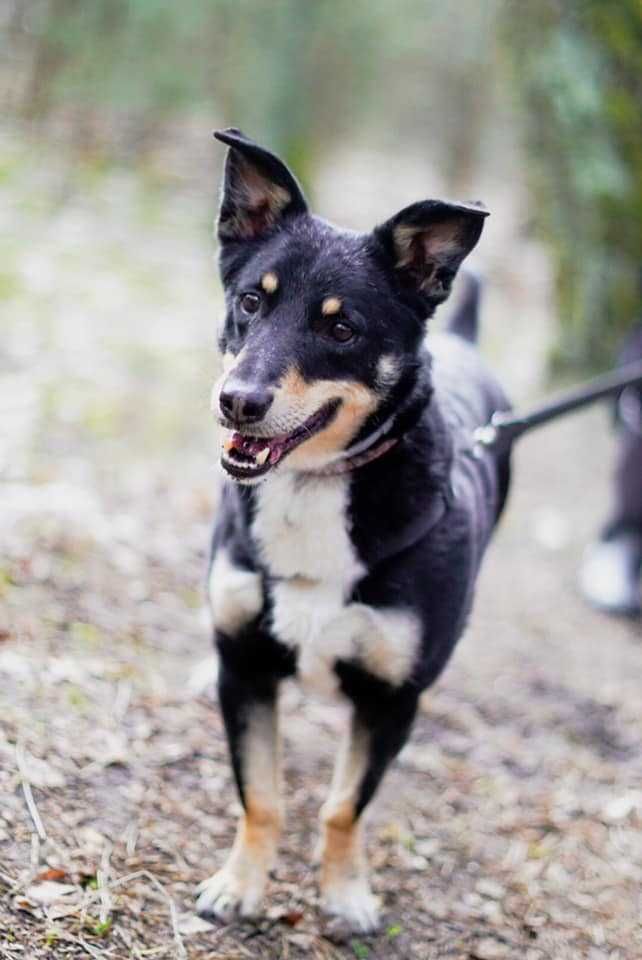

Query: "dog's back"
(346, 323), (511, 691)
(446, 269), (482, 345)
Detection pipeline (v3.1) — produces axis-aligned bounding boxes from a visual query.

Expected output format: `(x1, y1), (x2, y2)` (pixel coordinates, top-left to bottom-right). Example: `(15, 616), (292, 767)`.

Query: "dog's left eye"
(240, 292), (261, 315)
(330, 321), (354, 343)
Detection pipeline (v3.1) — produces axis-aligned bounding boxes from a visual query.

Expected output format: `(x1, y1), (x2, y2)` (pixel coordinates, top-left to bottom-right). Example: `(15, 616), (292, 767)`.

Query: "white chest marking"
(252, 473), (421, 695)
(252, 473), (362, 583)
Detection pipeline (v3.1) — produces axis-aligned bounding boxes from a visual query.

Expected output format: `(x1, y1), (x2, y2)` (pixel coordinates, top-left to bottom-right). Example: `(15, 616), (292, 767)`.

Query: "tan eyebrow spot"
(322, 296), (343, 316)
(261, 272), (279, 293)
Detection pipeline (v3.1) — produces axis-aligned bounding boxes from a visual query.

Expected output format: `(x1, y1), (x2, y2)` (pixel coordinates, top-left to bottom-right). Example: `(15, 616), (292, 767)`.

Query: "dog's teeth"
(223, 437), (234, 452)
(255, 448), (269, 465)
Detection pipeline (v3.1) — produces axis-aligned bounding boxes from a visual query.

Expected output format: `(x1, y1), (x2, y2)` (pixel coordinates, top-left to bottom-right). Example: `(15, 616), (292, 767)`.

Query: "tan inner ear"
(242, 163), (291, 215)
(220, 159), (292, 239)
(421, 220), (463, 258)
(393, 221), (462, 268)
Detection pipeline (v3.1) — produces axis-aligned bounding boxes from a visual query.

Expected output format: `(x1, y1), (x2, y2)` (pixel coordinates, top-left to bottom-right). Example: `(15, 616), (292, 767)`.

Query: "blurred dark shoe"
(579, 531), (642, 618)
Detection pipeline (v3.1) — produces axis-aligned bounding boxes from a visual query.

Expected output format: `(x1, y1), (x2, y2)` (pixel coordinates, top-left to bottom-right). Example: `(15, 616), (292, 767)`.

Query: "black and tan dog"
(196, 129), (512, 932)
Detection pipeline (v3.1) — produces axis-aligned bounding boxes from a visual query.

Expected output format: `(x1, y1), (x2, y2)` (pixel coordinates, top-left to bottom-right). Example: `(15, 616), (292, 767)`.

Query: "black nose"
(219, 379), (274, 425)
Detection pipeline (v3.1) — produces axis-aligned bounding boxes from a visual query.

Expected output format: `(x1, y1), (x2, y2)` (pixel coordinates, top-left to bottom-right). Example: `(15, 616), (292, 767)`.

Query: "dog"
(196, 128), (512, 933)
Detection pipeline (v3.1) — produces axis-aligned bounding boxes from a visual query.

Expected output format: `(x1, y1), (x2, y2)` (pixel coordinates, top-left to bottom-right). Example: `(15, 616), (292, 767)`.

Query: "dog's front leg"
(319, 676), (419, 933)
(196, 649), (282, 921)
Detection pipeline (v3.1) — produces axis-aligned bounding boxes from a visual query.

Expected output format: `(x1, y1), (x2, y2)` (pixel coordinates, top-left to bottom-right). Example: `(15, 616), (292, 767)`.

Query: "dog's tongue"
(230, 433), (267, 456)
(229, 432), (285, 466)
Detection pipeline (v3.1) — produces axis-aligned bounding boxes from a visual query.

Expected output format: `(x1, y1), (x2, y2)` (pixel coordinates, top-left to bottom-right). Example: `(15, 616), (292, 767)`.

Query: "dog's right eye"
(329, 321), (354, 343)
(240, 292), (261, 315)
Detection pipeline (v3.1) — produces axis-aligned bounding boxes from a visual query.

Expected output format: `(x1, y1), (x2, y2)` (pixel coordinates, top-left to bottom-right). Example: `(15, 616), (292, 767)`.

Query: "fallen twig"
(15, 743), (47, 844)
(80, 868), (187, 959)
(97, 841), (114, 925)
(141, 870), (187, 960)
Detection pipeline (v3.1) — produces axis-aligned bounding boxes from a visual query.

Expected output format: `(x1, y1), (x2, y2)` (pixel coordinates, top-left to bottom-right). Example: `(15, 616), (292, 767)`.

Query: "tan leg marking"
(196, 704), (282, 920)
(318, 719), (380, 932)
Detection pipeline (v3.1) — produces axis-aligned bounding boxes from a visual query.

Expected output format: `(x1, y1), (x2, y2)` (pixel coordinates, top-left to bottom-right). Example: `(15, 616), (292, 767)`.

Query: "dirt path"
(1, 129), (640, 959)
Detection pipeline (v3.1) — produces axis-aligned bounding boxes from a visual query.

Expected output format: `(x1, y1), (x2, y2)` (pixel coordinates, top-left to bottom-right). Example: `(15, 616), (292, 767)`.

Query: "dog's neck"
(233, 349), (449, 500)
(307, 371), (434, 478)
(319, 347), (436, 473)
(309, 435), (400, 477)
(233, 366), (452, 572)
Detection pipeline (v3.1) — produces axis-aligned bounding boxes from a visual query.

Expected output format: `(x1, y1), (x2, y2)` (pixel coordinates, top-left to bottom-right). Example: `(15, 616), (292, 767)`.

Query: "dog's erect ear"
(374, 199), (489, 308)
(214, 128), (308, 242)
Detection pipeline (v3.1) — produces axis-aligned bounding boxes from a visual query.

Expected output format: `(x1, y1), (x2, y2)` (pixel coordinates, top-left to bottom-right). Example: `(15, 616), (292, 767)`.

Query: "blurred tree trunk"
(22, 0), (81, 120)
(504, 0), (642, 371)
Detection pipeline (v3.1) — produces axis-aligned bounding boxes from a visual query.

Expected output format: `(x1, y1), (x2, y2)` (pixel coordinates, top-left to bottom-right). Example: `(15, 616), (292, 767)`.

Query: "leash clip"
(472, 357), (642, 457)
(472, 412), (524, 457)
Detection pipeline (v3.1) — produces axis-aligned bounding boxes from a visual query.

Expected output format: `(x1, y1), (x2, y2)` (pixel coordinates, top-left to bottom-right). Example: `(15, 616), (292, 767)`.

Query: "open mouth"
(220, 400), (340, 481)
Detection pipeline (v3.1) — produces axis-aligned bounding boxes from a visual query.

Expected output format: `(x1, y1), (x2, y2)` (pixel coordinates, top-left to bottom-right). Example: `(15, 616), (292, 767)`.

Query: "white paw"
(195, 864), (265, 921)
(322, 877), (380, 933)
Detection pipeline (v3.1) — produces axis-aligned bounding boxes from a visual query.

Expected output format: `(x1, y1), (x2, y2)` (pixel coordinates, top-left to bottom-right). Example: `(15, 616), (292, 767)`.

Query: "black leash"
(473, 358), (642, 456)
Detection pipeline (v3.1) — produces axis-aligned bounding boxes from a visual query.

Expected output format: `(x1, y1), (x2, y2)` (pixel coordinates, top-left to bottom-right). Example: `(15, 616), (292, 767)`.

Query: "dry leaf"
(36, 868), (68, 882)
(176, 913), (215, 935)
(280, 910), (304, 927)
(24, 881), (77, 905)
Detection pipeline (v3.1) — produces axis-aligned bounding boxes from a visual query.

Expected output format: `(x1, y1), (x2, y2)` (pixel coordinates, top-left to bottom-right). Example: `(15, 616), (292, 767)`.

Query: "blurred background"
(1, 3), (641, 959)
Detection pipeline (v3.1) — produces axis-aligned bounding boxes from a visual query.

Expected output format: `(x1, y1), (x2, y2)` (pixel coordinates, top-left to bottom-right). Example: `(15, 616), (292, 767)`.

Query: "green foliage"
(12, 0), (400, 187)
(9, 0), (499, 192)
(351, 941), (370, 959)
(13, 0), (637, 372)
(69, 621), (101, 645)
(504, 0), (642, 370)
(91, 918), (113, 937)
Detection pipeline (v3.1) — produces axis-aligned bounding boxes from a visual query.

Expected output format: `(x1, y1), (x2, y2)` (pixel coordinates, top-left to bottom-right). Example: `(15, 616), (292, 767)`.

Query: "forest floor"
(1, 128), (640, 960)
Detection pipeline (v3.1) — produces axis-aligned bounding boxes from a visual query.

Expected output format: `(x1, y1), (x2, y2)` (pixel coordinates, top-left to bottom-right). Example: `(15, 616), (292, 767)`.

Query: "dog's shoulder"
(428, 331), (511, 428)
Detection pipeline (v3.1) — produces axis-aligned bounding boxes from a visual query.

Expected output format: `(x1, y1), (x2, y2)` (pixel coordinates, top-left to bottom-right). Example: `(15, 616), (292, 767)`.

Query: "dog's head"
(212, 128), (488, 483)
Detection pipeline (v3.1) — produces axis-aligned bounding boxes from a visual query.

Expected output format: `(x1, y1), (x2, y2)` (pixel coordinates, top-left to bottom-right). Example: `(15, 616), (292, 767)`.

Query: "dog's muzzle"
(218, 379), (274, 426)
(219, 399), (340, 482)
